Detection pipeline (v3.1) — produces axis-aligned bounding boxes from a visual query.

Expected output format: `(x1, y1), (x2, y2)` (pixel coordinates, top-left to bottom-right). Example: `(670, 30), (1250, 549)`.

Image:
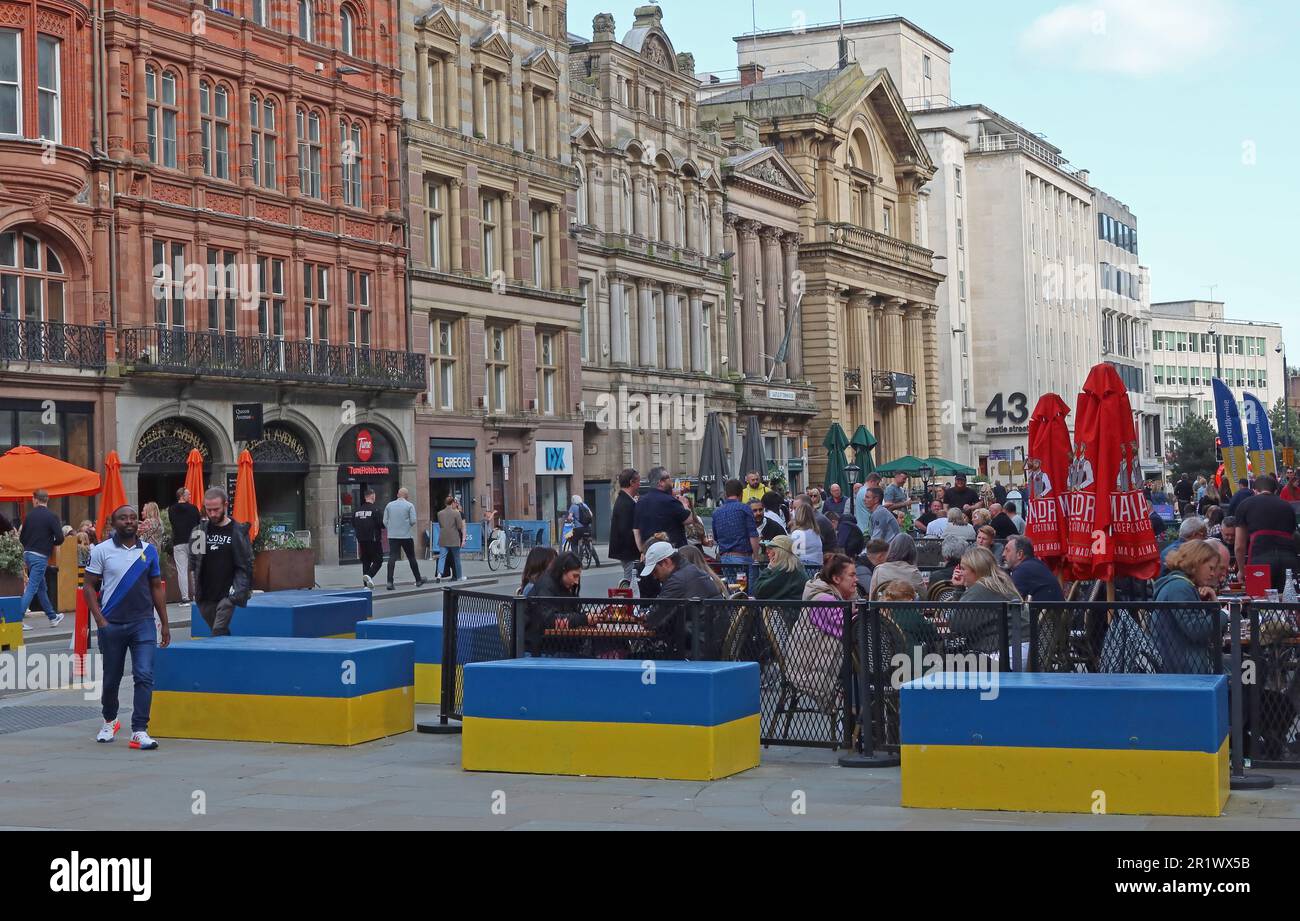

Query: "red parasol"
(1064, 364), (1159, 583)
(1024, 394), (1072, 571)
(233, 449), (259, 543)
(0, 446), (100, 501)
(183, 449), (206, 509)
(95, 450), (129, 538)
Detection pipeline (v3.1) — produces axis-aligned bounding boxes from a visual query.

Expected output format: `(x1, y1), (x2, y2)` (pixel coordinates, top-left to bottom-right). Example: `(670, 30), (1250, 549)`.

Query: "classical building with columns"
(567, 6), (743, 525)
(699, 61), (944, 481)
(403, 0), (586, 544)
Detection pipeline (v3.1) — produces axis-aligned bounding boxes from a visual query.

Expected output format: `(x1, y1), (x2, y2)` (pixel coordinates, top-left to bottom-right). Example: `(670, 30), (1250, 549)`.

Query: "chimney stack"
(739, 62), (765, 87)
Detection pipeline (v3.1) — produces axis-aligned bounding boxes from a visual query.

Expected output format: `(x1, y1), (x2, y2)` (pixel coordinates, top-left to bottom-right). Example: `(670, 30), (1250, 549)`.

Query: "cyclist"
(566, 494), (601, 565)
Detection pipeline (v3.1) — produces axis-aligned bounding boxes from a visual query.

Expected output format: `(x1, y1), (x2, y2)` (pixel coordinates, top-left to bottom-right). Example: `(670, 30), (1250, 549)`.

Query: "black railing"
(0, 318), (107, 370)
(119, 326), (426, 390)
(1236, 602), (1300, 769)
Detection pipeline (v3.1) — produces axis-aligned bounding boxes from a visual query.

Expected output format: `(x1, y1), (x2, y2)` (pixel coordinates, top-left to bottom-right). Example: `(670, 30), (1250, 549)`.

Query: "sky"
(567, 0), (1300, 364)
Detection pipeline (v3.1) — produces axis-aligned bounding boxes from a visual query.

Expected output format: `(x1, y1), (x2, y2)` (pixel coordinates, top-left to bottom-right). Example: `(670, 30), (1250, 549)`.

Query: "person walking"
(352, 488), (383, 588)
(85, 504), (171, 750)
(167, 488), (201, 604)
(17, 488), (65, 630)
(633, 467), (693, 549)
(436, 495), (466, 582)
(189, 487), (253, 636)
(383, 487), (425, 590)
(864, 486), (901, 544)
(608, 468), (642, 588)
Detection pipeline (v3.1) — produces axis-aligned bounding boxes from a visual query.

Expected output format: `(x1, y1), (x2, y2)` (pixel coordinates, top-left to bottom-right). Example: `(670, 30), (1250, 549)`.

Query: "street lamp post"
(1278, 342), (1293, 461)
(1209, 325), (1223, 381)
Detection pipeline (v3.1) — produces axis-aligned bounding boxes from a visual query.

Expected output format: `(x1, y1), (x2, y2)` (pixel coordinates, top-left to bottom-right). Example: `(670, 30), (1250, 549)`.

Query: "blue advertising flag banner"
(1242, 391), (1278, 478)
(1213, 378), (1250, 486)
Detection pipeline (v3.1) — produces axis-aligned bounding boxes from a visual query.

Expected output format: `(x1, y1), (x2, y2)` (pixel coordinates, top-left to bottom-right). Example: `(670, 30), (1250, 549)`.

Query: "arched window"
(297, 0), (315, 42)
(146, 67), (180, 168)
(200, 81), (232, 179)
(620, 174), (632, 234)
(339, 5), (355, 55)
(0, 230), (65, 326)
(297, 108), (322, 198)
(250, 94), (278, 189)
(340, 118), (364, 207)
(575, 160), (589, 225)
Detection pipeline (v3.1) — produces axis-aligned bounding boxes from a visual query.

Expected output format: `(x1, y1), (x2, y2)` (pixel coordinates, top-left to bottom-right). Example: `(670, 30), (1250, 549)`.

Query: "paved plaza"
(3, 575), (1298, 831)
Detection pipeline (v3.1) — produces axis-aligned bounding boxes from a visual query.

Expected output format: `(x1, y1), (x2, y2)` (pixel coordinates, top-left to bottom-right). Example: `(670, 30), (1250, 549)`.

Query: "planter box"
(253, 548), (317, 592)
(0, 574), (24, 599)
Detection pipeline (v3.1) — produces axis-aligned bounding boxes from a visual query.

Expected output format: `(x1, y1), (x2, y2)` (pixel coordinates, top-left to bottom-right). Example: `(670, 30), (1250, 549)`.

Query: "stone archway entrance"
(135, 417), (214, 510)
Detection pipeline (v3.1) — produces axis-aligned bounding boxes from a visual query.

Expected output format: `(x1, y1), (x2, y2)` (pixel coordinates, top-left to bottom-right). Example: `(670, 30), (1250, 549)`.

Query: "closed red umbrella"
(95, 450), (129, 538)
(183, 449), (206, 509)
(233, 449), (259, 543)
(1064, 364), (1159, 583)
(1024, 394), (1072, 572)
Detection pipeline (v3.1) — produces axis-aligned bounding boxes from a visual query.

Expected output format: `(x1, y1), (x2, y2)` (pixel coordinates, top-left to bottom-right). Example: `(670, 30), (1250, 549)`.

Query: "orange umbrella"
(0, 445), (100, 501)
(183, 449), (206, 509)
(233, 449), (259, 542)
(95, 450), (129, 538)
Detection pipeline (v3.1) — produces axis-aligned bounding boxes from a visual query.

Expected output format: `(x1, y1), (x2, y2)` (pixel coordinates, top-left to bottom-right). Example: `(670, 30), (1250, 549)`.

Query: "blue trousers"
(20, 551), (58, 621)
(99, 619), (157, 733)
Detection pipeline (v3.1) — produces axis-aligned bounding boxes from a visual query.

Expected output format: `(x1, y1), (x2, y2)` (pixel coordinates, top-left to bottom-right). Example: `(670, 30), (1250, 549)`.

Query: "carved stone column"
(665, 284), (684, 371)
(522, 82), (535, 153)
(609, 272), (628, 365)
(923, 304), (941, 456)
(496, 69), (511, 148)
(688, 289), (704, 372)
(846, 292), (875, 435)
(905, 303), (927, 458)
(723, 212), (740, 373)
(737, 219), (762, 378)
(548, 204), (562, 291)
(761, 226), (785, 381)
(444, 53), (458, 131)
(447, 177), (463, 272)
(500, 192), (515, 283)
(882, 298), (907, 457)
(415, 44), (430, 121)
(782, 232), (803, 380)
(637, 279), (657, 368)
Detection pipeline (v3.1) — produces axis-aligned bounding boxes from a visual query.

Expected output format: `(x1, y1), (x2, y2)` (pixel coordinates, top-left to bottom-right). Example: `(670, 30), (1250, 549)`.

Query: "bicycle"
(563, 527), (600, 569)
(485, 526), (523, 571)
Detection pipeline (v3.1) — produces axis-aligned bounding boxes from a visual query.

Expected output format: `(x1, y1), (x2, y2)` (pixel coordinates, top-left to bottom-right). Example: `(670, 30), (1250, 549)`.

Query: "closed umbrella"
(1025, 394), (1072, 572)
(0, 446), (100, 501)
(822, 423), (850, 496)
(233, 449), (260, 543)
(849, 425), (877, 477)
(738, 416), (767, 484)
(695, 412), (731, 506)
(183, 449), (206, 509)
(95, 451), (129, 538)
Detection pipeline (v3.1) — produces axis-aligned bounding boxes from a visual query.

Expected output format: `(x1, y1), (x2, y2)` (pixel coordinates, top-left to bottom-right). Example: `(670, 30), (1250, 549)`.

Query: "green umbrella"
(924, 456), (978, 478)
(822, 423), (851, 496)
(874, 455), (930, 476)
(849, 425), (878, 476)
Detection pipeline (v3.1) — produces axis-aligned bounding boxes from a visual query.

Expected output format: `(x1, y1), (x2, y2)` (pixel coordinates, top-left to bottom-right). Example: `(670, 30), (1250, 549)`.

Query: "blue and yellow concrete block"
(0, 597), (24, 650)
(900, 673), (1230, 817)
(150, 636), (415, 745)
(462, 659), (761, 781)
(355, 611), (504, 704)
(190, 590), (371, 639)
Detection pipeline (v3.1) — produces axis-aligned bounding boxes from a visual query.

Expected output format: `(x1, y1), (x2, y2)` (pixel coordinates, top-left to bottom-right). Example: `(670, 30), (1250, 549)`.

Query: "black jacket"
(1010, 557), (1064, 602)
(524, 570), (585, 654)
(167, 502), (201, 548)
(19, 506), (64, 557)
(189, 518), (254, 605)
(351, 501), (381, 543)
(647, 563), (725, 657)
(608, 491), (639, 562)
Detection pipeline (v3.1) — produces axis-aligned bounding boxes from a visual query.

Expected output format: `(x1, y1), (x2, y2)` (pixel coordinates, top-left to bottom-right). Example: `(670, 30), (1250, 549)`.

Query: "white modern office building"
(1149, 300), (1286, 454)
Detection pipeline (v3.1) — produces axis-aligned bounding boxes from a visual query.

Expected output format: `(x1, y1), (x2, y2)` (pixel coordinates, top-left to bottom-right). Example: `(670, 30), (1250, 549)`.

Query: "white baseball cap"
(640, 541), (676, 577)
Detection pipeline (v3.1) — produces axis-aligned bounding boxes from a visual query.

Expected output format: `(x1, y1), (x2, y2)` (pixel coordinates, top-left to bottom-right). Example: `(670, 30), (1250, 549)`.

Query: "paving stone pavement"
(1, 682), (1297, 830)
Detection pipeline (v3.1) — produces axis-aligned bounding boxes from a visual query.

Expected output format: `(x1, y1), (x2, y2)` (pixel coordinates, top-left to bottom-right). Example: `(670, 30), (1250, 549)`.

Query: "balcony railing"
(0, 318), (107, 370)
(972, 133), (1086, 179)
(872, 371), (895, 398)
(120, 327), (426, 391)
(812, 222), (937, 271)
(844, 368), (862, 392)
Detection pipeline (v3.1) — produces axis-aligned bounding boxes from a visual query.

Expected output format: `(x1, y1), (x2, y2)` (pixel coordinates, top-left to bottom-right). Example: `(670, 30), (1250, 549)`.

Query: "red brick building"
(2, 0), (423, 562)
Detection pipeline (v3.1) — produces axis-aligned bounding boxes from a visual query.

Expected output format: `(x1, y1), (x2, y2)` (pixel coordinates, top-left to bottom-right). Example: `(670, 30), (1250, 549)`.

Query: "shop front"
(135, 417), (214, 512)
(429, 439), (476, 524)
(336, 424), (399, 563)
(0, 398), (98, 527)
(245, 423), (310, 533)
(535, 440), (574, 545)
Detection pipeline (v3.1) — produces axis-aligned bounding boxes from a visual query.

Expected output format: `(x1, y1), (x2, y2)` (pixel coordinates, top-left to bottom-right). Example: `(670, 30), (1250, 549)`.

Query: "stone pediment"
(416, 4), (460, 42)
(729, 149), (812, 201)
(523, 47), (561, 78)
(472, 28), (513, 62)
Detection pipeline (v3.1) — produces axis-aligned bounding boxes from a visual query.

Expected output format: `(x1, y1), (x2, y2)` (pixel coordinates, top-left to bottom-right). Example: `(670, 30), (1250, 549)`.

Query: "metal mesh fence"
(1028, 602), (1223, 676)
(436, 590), (512, 723)
(1238, 602), (1300, 767)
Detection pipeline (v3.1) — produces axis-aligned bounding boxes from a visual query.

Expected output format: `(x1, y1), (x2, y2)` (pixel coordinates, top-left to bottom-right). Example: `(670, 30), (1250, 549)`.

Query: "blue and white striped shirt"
(85, 535), (160, 623)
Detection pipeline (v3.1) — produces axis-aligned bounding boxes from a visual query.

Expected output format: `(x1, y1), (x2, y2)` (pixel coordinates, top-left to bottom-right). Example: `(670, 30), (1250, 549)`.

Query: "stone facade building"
(403, 0), (584, 544)
(699, 60), (944, 482)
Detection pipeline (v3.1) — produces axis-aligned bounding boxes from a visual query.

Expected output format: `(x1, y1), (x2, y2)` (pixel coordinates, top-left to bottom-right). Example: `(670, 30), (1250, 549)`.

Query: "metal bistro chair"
(720, 603), (756, 662)
(927, 580), (960, 603)
(850, 610), (909, 750)
(760, 607), (843, 748)
(496, 598), (515, 655)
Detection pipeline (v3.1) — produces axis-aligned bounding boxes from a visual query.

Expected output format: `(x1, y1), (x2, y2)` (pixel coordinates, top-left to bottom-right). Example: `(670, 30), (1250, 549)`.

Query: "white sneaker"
(21, 622), (32, 632)
(129, 731), (158, 751)
(96, 719), (120, 743)
(363, 575), (374, 589)
(49, 612), (65, 628)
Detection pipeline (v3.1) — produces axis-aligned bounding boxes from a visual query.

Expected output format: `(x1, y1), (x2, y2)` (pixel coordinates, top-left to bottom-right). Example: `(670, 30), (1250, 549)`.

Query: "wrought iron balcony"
(120, 327), (426, 391)
(0, 318), (107, 370)
(844, 368), (862, 392)
(872, 371), (896, 398)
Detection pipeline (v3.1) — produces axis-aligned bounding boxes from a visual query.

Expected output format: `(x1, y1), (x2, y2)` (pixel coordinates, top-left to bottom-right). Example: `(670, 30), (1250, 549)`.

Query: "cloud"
(1020, 0), (1234, 76)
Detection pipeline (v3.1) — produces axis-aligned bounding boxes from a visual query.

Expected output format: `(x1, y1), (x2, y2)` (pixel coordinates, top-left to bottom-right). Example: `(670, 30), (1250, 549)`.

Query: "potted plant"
(0, 531), (25, 598)
(252, 528), (316, 592)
